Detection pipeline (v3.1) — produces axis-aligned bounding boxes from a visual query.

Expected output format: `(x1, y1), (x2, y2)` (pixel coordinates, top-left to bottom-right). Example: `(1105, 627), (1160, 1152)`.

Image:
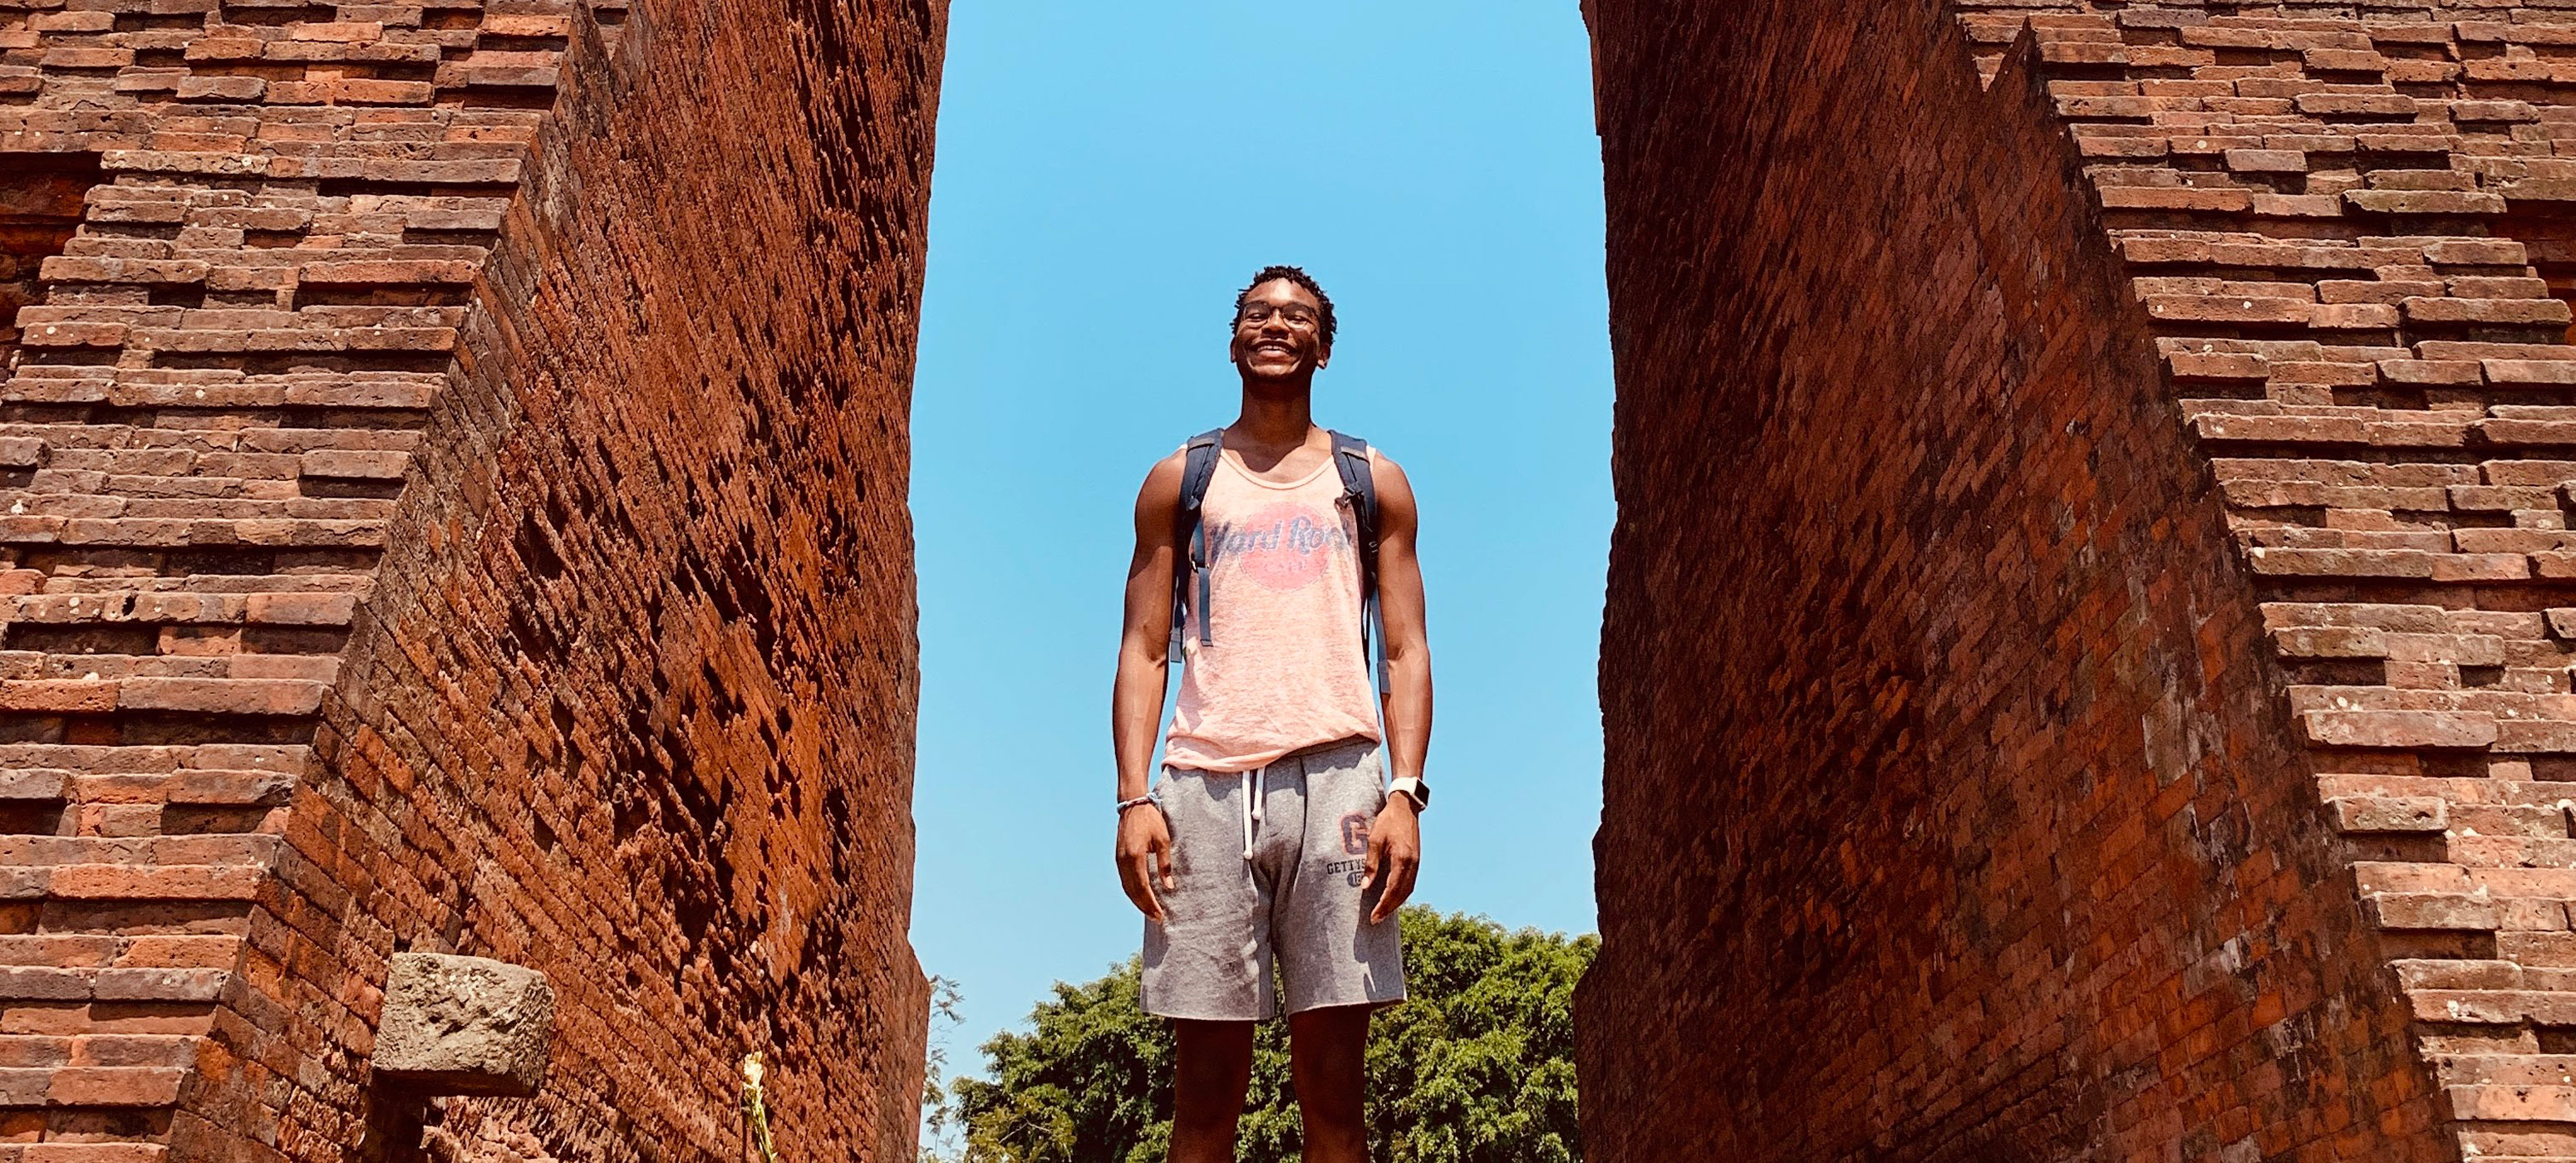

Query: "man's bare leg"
(1168, 1018), (1256, 1163)
(1287, 1004), (1372, 1163)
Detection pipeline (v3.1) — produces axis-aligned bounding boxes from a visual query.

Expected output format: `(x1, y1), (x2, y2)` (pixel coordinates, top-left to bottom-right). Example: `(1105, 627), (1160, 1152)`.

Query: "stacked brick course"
(1582, 0), (2549, 1159)
(0, 0), (941, 1156)
(1943, 8), (2576, 1158)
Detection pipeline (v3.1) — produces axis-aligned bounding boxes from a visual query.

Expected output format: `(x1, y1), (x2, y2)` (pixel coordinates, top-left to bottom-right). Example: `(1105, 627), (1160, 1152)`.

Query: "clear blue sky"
(907, 0), (1611, 1057)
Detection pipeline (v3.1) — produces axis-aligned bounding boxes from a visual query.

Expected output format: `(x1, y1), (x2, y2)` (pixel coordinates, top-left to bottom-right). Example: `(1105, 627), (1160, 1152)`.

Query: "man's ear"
(1315, 344), (1332, 370)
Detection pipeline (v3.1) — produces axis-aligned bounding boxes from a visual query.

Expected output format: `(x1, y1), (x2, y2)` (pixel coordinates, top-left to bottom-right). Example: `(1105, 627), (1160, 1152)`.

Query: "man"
(1111, 264), (1433, 1163)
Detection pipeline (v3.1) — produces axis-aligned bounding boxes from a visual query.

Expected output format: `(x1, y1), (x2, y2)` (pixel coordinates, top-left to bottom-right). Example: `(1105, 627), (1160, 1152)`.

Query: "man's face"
(1230, 279), (1330, 379)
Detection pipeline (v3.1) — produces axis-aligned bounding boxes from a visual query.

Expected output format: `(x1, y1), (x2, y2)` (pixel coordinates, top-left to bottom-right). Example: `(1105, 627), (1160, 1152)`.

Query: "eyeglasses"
(1236, 303), (1320, 330)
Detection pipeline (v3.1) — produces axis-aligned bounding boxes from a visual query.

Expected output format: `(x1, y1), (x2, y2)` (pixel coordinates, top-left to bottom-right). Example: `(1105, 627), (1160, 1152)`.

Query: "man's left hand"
(1363, 794), (1421, 925)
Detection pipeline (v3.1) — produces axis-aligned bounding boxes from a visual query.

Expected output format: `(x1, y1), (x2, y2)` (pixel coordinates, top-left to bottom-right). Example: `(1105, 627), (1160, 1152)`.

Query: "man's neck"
(1229, 378), (1316, 453)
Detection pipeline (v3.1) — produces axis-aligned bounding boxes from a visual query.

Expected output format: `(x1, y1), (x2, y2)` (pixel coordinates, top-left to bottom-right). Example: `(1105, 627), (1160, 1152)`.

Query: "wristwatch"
(1388, 776), (1429, 812)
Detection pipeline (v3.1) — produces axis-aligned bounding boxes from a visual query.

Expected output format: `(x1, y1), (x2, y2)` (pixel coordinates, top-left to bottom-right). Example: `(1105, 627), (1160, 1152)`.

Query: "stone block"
(371, 953), (553, 1097)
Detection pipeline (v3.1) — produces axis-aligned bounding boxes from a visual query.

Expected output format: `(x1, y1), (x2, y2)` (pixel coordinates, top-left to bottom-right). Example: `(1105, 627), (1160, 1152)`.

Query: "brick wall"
(0, 155), (96, 366)
(1580, 2), (2447, 1160)
(0, 0), (943, 1157)
(1933, 7), (2576, 1158)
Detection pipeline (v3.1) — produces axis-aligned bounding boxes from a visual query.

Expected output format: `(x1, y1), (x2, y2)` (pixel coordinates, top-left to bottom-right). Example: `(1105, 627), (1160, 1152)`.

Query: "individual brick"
(2331, 795), (2448, 832)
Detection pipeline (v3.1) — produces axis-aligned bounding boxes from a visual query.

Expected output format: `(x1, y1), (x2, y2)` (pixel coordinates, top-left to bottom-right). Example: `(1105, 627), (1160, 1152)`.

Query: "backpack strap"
(1171, 429), (1225, 656)
(1326, 430), (1387, 690)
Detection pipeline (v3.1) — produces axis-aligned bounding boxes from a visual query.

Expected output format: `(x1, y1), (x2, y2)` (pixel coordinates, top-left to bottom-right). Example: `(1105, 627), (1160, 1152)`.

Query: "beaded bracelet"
(1114, 795), (1155, 813)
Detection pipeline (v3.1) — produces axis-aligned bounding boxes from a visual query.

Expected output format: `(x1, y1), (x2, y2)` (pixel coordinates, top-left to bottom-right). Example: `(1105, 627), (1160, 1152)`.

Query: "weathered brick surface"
(1967, 5), (2576, 1159)
(0, 0), (942, 1156)
(1581, 2), (2443, 1160)
(0, 155), (96, 367)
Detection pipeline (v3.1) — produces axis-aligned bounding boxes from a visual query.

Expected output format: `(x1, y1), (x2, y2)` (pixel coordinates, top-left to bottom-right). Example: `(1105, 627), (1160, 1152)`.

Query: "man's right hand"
(1116, 805), (1176, 922)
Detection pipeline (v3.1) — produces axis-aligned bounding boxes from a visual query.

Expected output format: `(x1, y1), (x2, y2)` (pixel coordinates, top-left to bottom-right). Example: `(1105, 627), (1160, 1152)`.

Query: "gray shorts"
(1141, 737), (1408, 1021)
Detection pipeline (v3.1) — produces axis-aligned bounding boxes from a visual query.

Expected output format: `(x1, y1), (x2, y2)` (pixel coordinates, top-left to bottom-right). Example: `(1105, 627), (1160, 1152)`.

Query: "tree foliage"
(929, 908), (1593, 1163)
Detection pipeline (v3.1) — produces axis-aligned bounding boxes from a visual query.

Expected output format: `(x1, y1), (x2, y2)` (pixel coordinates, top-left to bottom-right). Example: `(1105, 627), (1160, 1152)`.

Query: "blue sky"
(907, 0), (1612, 1057)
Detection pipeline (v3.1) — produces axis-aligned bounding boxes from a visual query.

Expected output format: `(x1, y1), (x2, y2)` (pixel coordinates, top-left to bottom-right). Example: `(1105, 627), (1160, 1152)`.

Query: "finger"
(1366, 846), (1397, 920)
(1155, 835), (1175, 892)
(1128, 851), (1164, 921)
(1118, 856), (1146, 910)
(1362, 832), (1386, 892)
(1372, 862), (1401, 922)
(1374, 856), (1418, 924)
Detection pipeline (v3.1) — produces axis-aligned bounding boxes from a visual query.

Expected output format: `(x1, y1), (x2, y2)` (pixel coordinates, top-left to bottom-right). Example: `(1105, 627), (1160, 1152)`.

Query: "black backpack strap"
(1171, 429), (1225, 655)
(1326, 430), (1386, 690)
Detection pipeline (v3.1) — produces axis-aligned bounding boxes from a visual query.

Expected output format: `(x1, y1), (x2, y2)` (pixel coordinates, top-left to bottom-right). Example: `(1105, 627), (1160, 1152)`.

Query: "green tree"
(936, 907), (1593, 1163)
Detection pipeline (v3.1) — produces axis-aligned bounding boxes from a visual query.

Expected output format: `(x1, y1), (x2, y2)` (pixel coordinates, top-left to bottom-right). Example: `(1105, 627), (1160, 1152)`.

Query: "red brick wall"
(1, 0), (605, 1157)
(0, 155), (97, 365)
(209, 1), (945, 1160)
(1579, 3), (2443, 1159)
(0, 0), (942, 1157)
(1936, 7), (2576, 1159)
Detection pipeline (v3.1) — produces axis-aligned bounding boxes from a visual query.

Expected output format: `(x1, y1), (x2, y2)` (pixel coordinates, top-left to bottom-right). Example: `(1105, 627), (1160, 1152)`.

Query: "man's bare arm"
(1364, 452), (1428, 923)
(1114, 452), (1186, 797)
(1372, 454), (1431, 784)
(1112, 452), (1187, 920)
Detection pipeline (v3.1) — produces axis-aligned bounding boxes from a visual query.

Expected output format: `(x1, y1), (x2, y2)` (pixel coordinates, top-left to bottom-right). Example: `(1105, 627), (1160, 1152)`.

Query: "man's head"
(1230, 265), (1335, 382)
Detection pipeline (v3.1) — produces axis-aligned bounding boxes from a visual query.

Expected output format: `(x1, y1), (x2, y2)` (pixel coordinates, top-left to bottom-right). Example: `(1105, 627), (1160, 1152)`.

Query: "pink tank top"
(1163, 448), (1381, 773)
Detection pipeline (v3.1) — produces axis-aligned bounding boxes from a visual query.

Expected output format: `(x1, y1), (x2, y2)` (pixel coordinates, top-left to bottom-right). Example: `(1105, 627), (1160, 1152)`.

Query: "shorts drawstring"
(1241, 765), (1265, 861)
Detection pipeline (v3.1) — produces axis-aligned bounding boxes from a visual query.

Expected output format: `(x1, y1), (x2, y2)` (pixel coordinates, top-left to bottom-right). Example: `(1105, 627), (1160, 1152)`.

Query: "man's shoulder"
(1134, 446), (1189, 516)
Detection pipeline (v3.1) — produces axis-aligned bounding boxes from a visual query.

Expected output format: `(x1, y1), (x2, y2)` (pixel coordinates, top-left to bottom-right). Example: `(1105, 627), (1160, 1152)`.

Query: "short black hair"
(1233, 264), (1336, 349)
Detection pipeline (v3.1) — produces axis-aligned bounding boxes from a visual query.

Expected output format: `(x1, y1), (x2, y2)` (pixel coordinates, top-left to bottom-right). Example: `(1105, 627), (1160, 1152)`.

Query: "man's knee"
(1285, 1004), (1371, 1115)
(1286, 1004), (1371, 1056)
(1290, 1020), (1369, 1155)
(1171, 1018), (1257, 1107)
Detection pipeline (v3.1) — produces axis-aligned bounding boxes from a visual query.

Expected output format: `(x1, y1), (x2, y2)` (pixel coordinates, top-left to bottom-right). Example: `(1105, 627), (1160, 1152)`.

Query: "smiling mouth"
(1253, 342), (1295, 356)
